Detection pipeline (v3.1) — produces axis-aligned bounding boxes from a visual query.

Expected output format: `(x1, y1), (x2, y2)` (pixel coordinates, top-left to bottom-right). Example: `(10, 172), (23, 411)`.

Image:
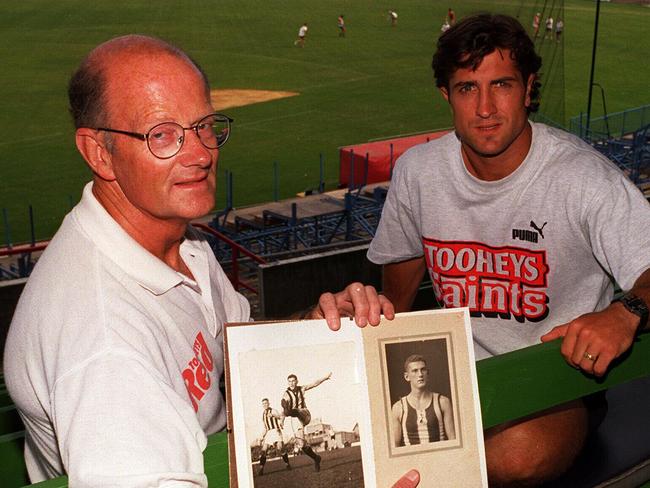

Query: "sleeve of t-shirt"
(585, 169), (650, 290)
(52, 352), (208, 488)
(367, 152), (425, 264)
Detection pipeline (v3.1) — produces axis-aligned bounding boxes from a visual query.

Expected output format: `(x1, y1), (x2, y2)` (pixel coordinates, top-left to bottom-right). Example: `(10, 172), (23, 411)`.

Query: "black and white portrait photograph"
(382, 337), (458, 453)
(225, 319), (376, 488)
(362, 309), (487, 487)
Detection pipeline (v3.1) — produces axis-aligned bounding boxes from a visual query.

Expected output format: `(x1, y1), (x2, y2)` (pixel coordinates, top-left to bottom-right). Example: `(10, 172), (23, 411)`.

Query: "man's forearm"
(383, 257), (427, 312)
(314, 374), (330, 387)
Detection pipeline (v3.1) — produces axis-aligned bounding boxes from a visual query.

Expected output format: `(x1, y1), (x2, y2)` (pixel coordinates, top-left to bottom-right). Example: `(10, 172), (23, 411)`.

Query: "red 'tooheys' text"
(423, 238), (550, 320)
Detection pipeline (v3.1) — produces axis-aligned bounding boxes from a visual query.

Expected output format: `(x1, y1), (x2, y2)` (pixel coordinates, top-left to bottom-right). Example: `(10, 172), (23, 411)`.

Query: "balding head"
(68, 34), (210, 129)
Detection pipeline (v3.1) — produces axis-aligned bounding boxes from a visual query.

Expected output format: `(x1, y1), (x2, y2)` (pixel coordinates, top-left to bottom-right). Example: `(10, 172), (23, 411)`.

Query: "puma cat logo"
(530, 221), (547, 239)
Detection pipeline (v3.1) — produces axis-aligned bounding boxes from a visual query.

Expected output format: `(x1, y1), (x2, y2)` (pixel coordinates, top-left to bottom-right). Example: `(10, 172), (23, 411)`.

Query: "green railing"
(2, 334), (648, 487)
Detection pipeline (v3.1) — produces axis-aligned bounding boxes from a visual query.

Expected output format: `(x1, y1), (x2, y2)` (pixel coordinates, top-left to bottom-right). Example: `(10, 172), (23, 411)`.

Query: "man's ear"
(403, 372), (409, 382)
(439, 86), (450, 103)
(75, 128), (116, 181)
(524, 74), (535, 109)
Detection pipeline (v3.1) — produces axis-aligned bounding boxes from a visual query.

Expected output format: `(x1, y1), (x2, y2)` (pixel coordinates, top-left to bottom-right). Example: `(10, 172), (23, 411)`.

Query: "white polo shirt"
(4, 182), (250, 487)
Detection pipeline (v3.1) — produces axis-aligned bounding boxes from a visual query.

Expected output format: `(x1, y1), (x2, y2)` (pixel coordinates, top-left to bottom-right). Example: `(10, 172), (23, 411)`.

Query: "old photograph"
(226, 309), (486, 487)
(363, 309), (488, 487)
(225, 320), (376, 488)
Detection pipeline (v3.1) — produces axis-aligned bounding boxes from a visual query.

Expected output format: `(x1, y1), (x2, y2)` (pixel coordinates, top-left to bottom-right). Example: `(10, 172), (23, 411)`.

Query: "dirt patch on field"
(210, 89), (299, 110)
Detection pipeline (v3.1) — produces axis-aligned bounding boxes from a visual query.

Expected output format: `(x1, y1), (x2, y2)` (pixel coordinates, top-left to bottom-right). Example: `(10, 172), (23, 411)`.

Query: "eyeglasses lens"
(147, 124), (183, 159)
(197, 114), (230, 149)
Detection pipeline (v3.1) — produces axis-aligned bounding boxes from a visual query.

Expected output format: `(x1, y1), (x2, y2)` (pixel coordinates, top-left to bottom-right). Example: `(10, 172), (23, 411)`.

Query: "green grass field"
(1, 0), (648, 243)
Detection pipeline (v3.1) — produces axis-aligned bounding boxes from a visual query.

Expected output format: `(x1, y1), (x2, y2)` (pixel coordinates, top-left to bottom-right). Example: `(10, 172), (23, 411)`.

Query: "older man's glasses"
(95, 113), (233, 159)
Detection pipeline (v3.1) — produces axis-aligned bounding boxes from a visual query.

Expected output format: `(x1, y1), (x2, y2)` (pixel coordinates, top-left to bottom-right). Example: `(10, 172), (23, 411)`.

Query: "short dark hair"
(403, 354), (427, 372)
(262, 398), (269, 403)
(68, 34), (210, 129)
(287, 374), (297, 381)
(432, 13), (542, 113)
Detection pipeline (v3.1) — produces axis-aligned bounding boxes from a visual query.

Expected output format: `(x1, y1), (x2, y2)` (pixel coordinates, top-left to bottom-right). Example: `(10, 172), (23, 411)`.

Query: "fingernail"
(405, 470), (419, 481)
(327, 318), (339, 331)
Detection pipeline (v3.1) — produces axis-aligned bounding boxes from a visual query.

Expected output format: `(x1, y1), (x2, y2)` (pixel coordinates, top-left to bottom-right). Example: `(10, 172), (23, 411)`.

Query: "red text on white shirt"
(182, 331), (214, 412)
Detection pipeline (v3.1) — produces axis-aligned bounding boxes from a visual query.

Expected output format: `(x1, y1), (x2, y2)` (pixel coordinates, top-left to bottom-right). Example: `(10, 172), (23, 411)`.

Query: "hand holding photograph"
(224, 308), (487, 487)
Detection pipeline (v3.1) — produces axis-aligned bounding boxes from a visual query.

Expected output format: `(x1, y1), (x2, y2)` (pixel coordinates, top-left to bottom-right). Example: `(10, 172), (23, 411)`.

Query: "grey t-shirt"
(368, 122), (650, 358)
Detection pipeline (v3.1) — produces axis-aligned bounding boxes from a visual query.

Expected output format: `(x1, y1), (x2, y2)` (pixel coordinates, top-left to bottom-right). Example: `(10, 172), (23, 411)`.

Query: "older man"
(3, 35), (393, 487)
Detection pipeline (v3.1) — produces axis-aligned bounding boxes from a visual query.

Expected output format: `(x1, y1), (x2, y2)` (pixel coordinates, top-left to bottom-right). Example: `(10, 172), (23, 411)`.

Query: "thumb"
(392, 469), (420, 488)
(540, 325), (567, 343)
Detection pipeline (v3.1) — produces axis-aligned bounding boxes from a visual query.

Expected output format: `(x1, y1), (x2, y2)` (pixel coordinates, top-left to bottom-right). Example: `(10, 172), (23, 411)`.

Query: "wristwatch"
(618, 292), (649, 336)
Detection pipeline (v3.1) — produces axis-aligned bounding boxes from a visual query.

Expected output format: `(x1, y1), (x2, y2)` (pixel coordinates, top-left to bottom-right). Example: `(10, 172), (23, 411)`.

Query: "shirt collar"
(72, 182), (204, 296)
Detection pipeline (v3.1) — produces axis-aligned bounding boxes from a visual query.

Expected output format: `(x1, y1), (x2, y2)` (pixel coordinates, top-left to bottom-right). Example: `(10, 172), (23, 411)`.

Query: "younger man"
(368, 13), (650, 485)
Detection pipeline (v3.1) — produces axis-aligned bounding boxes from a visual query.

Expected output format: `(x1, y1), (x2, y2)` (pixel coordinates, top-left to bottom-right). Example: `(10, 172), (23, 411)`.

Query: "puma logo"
(530, 221), (547, 239)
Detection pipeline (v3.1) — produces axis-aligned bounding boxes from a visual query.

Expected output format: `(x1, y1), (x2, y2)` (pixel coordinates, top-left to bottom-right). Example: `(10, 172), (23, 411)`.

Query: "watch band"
(618, 292), (649, 336)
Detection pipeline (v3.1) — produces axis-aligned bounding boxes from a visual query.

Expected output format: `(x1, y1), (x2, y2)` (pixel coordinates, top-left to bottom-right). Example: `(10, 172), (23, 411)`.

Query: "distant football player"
(257, 398), (290, 476)
(294, 22), (308, 47)
(338, 14), (346, 37)
(389, 10), (398, 27)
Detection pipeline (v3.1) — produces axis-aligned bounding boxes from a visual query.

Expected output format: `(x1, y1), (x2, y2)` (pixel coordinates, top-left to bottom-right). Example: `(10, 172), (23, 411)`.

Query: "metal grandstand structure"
(206, 180), (387, 266)
(570, 105), (650, 188)
(0, 242), (47, 280)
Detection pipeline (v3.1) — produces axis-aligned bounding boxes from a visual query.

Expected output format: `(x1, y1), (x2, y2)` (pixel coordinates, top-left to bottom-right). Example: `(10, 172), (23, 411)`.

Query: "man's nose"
(476, 89), (497, 118)
(179, 129), (214, 166)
